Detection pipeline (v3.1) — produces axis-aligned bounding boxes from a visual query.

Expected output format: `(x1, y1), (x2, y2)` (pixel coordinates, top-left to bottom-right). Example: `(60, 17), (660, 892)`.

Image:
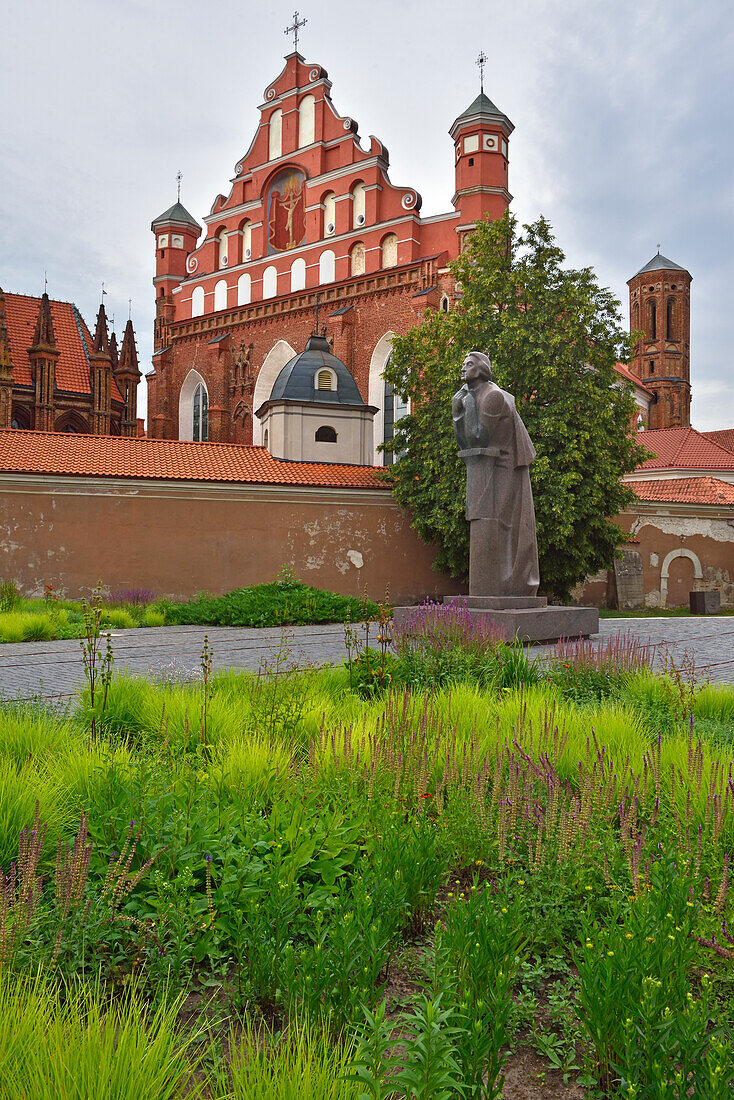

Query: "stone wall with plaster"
(0, 474), (464, 605)
(577, 505), (734, 608)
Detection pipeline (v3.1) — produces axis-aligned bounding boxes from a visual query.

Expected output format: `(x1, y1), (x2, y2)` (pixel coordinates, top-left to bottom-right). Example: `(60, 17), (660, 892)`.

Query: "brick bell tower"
(151, 194), (201, 353)
(450, 62), (513, 249)
(628, 252), (692, 430)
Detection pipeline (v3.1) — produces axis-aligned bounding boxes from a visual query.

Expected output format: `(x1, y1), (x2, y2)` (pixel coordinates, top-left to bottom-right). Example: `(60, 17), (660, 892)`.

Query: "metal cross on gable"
(476, 51), (488, 94)
(176, 170), (183, 203)
(285, 10), (307, 53)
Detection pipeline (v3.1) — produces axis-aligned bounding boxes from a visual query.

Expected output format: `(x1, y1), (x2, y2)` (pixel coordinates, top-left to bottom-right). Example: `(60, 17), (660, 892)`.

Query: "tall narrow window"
(193, 383), (209, 442)
(298, 94), (315, 147)
(191, 286), (205, 317)
(350, 241), (365, 276)
(666, 298), (675, 340)
(214, 279), (227, 311)
(290, 257), (306, 292)
(381, 233), (398, 269)
(269, 108), (283, 160)
(237, 272), (251, 305)
(263, 265), (278, 298)
(322, 192), (336, 236)
(382, 358), (409, 464)
(648, 300), (657, 339)
(218, 230), (228, 268)
(319, 249), (335, 284)
(351, 181), (366, 227)
(240, 220), (252, 260)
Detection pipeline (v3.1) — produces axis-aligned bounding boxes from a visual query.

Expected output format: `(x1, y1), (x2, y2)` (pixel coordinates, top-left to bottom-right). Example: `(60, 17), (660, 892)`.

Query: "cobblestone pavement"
(0, 617), (732, 703)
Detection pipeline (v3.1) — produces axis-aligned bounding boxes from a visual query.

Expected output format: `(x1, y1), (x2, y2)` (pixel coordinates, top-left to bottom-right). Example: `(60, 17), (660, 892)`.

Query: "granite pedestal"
(392, 595), (599, 644)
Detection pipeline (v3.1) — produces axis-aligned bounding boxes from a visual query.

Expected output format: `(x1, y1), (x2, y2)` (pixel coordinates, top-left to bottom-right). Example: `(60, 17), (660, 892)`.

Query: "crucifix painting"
(267, 168), (306, 252)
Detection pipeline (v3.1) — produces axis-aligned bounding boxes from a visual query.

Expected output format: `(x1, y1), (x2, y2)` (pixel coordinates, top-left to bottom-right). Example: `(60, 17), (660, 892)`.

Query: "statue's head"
(461, 351), (493, 384)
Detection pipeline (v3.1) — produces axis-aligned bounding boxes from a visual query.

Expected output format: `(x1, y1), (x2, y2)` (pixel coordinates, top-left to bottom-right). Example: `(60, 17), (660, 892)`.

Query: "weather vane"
(43, 270), (48, 295)
(101, 281), (107, 304)
(656, 242), (661, 253)
(476, 51), (487, 94)
(285, 10), (307, 53)
(128, 298), (132, 320)
(176, 170), (182, 202)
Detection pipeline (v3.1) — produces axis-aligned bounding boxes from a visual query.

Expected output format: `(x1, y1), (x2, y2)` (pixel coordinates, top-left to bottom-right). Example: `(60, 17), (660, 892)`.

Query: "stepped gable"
(0, 429), (388, 488)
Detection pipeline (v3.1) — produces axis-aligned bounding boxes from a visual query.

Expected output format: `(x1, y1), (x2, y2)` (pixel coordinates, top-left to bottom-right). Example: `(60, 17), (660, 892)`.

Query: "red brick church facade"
(146, 51), (514, 460)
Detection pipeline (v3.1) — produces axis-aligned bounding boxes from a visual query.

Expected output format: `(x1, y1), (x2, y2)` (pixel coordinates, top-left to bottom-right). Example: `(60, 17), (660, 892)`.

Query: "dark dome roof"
(269, 334), (365, 405)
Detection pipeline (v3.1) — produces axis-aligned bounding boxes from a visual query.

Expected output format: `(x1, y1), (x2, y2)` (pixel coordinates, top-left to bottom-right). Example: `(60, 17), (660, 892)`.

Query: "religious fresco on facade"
(267, 168), (307, 253)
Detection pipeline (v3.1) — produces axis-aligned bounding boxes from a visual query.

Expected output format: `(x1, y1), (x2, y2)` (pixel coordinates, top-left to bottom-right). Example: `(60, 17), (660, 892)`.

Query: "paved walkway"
(0, 617), (732, 702)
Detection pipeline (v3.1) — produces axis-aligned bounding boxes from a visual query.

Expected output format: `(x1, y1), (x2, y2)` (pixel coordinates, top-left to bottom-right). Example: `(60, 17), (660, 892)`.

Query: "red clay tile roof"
(702, 429), (734, 455)
(0, 430), (390, 489)
(3, 293), (123, 402)
(613, 361), (654, 396)
(628, 477), (734, 505)
(635, 427), (734, 470)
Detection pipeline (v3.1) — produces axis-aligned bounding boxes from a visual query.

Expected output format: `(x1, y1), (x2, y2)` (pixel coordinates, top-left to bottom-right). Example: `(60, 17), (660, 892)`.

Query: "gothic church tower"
(628, 252), (691, 429)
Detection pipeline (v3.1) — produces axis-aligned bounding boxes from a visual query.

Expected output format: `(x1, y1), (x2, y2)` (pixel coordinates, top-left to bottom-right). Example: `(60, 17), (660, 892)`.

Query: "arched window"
(382, 356), (409, 465)
(290, 257), (306, 292)
(191, 286), (205, 317)
(218, 230), (228, 268)
(263, 429), (269, 450)
(322, 192), (336, 236)
(440, 294), (450, 313)
(237, 273), (251, 305)
(263, 265), (278, 298)
(381, 233), (398, 269)
(214, 279), (228, 311)
(240, 220), (252, 261)
(648, 300), (657, 340)
(179, 370), (209, 441)
(351, 181), (366, 228)
(633, 302), (639, 331)
(666, 297), (675, 340)
(319, 249), (335, 284)
(315, 425), (337, 443)
(193, 383), (208, 442)
(350, 242), (365, 277)
(298, 94), (315, 147)
(269, 108), (283, 160)
(316, 369), (335, 391)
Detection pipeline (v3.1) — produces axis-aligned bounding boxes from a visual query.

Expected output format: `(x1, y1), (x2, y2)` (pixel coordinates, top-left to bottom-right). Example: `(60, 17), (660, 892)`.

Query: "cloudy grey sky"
(2, 0), (732, 430)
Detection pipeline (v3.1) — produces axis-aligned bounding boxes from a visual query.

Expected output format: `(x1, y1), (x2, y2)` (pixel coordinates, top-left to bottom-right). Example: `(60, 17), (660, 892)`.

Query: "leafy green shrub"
(166, 580), (378, 628)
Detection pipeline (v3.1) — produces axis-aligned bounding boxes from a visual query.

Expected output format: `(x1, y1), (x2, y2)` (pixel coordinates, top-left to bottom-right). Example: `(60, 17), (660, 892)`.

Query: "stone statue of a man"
(452, 351), (540, 597)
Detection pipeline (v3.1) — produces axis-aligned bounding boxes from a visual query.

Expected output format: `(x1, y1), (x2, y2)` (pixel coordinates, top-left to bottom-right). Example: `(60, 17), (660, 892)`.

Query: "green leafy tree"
(384, 212), (648, 601)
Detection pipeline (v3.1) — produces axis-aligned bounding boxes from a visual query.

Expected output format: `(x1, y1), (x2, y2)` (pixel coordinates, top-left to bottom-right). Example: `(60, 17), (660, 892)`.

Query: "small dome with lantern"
(255, 332), (376, 465)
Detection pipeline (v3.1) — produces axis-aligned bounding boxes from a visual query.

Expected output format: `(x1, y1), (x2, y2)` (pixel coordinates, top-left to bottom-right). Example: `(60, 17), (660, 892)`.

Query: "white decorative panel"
(463, 134), (479, 153)
(171, 234), (184, 249)
(157, 234), (169, 248)
(483, 134), (498, 151)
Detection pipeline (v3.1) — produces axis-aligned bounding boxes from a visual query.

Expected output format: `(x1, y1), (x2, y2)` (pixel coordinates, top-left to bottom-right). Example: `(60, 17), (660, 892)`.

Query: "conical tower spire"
(118, 318), (140, 377)
(109, 329), (119, 372)
(31, 292), (56, 350)
(92, 303), (110, 354)
(116, 317), (141, 436)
